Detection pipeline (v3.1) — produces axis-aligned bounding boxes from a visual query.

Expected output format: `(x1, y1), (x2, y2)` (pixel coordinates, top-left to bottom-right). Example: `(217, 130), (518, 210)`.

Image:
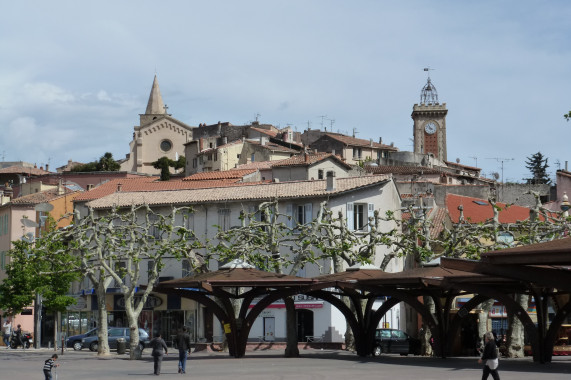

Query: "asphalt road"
(1, 347), (570, 380)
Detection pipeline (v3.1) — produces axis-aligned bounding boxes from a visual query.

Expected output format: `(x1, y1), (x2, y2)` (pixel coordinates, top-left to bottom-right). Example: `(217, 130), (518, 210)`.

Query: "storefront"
(61, 292), (201, 346)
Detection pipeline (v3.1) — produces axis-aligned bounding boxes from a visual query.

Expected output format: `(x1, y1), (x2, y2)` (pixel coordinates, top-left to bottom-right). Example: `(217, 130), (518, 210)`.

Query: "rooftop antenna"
(306, 120), (311, 130)
(1, 150), (5, 162)
(352, 127), (358, 138)
(255, 113), (261, 122)
(469, 156), (478, 167)
(485, 157), (514, 183)
(317, 115), (327, 130)
(328, 119), (335, 132)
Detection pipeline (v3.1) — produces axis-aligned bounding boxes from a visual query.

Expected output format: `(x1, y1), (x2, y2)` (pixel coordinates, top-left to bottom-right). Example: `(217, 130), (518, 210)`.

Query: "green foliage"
(70, 152), (120, 172)
(0, 235), (80, 315)
(152, 155), (185, 181)
(524, 152), (551, 185)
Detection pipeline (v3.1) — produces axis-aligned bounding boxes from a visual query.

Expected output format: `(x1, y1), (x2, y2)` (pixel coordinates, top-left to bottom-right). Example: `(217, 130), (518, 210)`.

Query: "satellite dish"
(35, 203), (54, 212)
(21, 232), (35, 243)
(21, 218), (39, 228)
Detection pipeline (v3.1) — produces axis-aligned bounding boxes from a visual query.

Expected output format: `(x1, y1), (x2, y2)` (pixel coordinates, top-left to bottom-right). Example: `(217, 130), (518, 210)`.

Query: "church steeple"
(145, 75), (166, 115)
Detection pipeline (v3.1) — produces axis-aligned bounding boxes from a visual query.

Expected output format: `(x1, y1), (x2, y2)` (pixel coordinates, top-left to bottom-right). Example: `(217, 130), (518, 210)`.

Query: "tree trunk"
(96, 291), (110, 355)
(420, 296), (435, 356)
(283, 296), (299, 358)
(125, 304), (142, 360)
(477, 299), (494, 352)
(343, 296), (356, 352)
(506, 294), (528, 358)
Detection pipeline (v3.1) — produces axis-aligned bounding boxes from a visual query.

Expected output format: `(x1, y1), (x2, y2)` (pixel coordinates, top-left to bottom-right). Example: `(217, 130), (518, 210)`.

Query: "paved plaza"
(1, 347), (570, 379)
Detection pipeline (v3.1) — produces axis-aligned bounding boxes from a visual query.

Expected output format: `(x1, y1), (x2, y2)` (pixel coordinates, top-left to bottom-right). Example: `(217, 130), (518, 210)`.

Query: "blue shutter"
(347, 203), (354, 231)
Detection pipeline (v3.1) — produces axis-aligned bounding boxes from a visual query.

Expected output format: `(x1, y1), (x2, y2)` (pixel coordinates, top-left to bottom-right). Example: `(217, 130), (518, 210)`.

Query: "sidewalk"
(0, 347), (570, 379)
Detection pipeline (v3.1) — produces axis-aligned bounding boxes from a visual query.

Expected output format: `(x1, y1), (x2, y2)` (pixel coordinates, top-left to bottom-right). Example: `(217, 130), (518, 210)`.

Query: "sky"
(1, 1), (570, 183)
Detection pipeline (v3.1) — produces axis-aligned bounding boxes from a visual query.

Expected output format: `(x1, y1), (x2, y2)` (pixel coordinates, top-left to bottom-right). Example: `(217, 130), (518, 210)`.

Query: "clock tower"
(412, 72), (448, 162)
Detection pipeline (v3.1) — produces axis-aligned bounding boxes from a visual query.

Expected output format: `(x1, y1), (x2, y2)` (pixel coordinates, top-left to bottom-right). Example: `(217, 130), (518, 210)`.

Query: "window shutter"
(304, 203), (313, 225)
(347, 202), (354, 231)
(368, 203), (375, 232)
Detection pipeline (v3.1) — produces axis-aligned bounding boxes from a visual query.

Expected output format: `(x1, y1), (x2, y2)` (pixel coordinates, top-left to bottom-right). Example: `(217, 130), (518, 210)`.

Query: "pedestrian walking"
(43, 354), (59, 380)
(176, 326), (192, 374)
(478, 331), (500, 380)
(150, 332), (168, 375)
(2, 317), (11, 348)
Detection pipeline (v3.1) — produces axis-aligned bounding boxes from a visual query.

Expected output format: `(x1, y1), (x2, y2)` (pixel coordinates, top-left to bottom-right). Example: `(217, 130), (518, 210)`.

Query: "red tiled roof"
(444, 161), (481, 171)
(270, 153), (352, 169)
(10, 188), (80, 205)
(74, 177), (241, 202)
(182, 169), (257, 181)
(366, 165), (442, 175)
(321, 133), (398, 151)
(234, 161), (277, 170)
(557, 170), (571, 179)
(446, 194), (534, 223)
(249, 127), (279, 138)
(247, 141), (298, 153)
(85, 175), (392, 209)
(0, 165), (51, 175)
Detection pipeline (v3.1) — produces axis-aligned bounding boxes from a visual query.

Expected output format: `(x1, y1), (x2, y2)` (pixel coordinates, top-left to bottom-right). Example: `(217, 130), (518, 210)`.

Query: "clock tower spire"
(412, 68), (448, 162)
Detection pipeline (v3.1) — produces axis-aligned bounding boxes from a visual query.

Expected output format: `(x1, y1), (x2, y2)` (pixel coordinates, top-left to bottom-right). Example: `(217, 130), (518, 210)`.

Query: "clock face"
(424, 122), (437, 135)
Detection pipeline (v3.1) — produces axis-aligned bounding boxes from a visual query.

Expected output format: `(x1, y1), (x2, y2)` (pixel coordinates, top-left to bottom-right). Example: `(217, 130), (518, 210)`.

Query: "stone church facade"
(120, 75), (194, 175)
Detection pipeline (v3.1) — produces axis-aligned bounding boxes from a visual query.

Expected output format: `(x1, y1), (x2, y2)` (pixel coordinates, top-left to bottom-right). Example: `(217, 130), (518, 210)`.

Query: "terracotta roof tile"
(0, 165), (51, 175)
(10, 188), (80, 205)
(182, 169), (257, 181)
(321, 133), (398, 151)
(247, 141), (298, 153)
(446, 194), (535, 223)
(270, 153), (351, 168)
(74, 177), (241, 202)
(366, 166), (442, 175)
(249, 127), (279, 138)
(86, 175), (392, 209)
(234, 161), (277, 170)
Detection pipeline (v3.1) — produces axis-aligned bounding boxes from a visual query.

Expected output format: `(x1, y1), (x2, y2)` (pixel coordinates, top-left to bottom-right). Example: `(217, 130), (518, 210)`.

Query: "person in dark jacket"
(150, 333), (168, 375)
(478, 331), (500, 380)
(176, 326), (192, 374)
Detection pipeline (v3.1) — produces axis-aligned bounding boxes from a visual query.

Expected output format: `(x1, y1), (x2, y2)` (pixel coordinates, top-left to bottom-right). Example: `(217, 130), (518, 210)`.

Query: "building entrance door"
(296, 309), (314, 342)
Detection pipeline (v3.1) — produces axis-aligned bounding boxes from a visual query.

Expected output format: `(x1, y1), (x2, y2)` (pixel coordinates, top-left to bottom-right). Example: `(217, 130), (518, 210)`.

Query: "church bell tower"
(412, 70), (448, 162)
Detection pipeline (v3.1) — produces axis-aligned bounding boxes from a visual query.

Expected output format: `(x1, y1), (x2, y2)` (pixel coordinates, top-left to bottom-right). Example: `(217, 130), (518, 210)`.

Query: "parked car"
(372, 328), (421, 356)
(66, 328), (98, 351)
(81, 327), (150, 352)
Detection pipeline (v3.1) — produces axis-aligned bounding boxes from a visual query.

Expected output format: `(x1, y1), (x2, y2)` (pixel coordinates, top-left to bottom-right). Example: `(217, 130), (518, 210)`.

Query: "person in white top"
(3, 318), (12, 348)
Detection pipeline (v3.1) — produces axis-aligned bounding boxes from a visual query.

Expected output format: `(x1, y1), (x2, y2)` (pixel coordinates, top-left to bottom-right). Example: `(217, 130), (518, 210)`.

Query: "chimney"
(566, 161), (569, 171)
(57, 179), (64, 195)
(117, 183), (123, 192)
(379, 137), (383, 145)
(4, 182), (13, 200)
(370, 138), (373, 147)
(326, 171), (336, 191)
(46, 163), (49, 172)
(273, 178), (280, 183)
(87, 184), (94, 191)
